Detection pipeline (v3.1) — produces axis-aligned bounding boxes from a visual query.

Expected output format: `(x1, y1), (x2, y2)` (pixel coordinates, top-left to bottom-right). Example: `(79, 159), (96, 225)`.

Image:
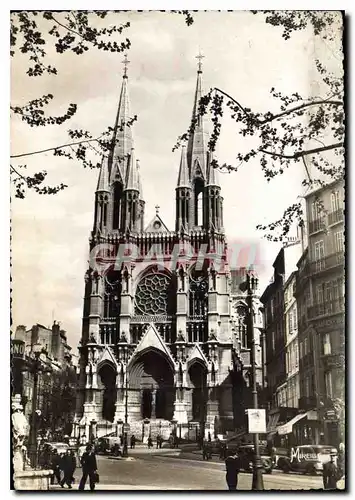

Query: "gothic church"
(74, 57), (264, 442)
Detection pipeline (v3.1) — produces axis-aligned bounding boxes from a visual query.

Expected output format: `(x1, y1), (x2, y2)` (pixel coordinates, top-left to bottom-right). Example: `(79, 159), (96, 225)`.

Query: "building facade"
(296, 178), (345, 446)
(74, 61), (264, 441)
(11, 323), (77, 439)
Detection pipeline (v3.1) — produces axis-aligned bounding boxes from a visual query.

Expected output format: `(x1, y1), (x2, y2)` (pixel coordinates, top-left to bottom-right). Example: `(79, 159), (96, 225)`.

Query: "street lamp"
(240, 272), (264, 491)
(28, 342), (44, 468)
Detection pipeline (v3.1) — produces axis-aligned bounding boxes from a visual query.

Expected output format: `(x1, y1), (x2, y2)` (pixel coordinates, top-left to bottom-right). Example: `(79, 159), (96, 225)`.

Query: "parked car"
(278, 445), (338, 475)
(236, 444), (273, 474)
(272, 447), (289, 469)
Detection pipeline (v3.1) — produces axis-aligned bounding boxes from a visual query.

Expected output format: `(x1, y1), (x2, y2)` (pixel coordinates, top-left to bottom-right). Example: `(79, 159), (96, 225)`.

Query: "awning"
(266, 413), (280, 434)
(276, 412), (307, 436)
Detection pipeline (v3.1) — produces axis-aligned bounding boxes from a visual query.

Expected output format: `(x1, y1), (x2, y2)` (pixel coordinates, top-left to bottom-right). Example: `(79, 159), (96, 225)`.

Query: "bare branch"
(260, 142), (343, 159)
(11, 136), (105, 159)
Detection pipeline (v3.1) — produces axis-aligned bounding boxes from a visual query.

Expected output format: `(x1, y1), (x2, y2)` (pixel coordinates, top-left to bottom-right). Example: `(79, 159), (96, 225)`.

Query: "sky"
(10, 10), (343, 350)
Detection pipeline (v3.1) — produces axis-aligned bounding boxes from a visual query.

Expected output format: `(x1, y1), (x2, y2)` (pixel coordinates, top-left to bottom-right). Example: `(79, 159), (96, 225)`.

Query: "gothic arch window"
(236, 304), (248, 348)
(193, 175), (204, 227)
(135, 266), (176, 316)
(103, 269), (122, 319)
(189, 266), (208, 318)
(112, 181), (123, 230)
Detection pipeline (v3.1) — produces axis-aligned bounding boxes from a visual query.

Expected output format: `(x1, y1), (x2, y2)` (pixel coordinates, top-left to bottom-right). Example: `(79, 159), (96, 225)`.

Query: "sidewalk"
(50, 484), (184, 491)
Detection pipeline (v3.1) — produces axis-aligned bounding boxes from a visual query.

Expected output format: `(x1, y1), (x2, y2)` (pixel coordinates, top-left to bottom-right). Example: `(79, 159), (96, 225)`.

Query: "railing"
(100, 324), (117, 344)
(187, 322), (208, 343)
(299, 396), (317, 410)
(309, 252), (344, 275)
(131, 315), (173, 323)
(307, 297), (344, 319)
(308, 218), (324, 235)
(321, 353), (342, 370)
(328, 208), (344, 226)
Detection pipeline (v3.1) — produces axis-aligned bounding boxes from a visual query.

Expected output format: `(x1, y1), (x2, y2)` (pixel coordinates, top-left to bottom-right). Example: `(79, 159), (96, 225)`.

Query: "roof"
(144, 213), (170, 233)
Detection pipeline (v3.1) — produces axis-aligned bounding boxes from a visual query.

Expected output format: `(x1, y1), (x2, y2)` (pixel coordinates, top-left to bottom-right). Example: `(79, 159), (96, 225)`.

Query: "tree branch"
(50, 14), (87, 41)
(213, 86), (342, 125)
(11, 136), (105, 159)
(259, 142), (343, 159)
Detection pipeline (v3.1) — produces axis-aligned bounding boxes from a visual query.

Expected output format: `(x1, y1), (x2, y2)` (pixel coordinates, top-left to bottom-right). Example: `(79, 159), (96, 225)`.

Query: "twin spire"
(96, 52), (220, 230)
(96, 54), (142, 198)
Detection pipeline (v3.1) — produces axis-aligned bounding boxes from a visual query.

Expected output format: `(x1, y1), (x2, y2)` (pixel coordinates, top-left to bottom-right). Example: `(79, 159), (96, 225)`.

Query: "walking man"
(225, 451), (241, 490)
(78, 443), (98, 491)
(130, 434), (136, 449)
(60, 449), (76, 489)
(51, 449), (61, 485)
(323, 451), (339, 490)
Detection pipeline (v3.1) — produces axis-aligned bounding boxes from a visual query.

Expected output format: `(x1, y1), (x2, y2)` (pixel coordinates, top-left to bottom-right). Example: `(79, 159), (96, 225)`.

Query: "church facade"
(74, 59), (264, 442)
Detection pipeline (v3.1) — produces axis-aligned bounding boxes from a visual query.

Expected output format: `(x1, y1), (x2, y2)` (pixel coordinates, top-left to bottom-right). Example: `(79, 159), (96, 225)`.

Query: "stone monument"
(12, 394), (52, 490)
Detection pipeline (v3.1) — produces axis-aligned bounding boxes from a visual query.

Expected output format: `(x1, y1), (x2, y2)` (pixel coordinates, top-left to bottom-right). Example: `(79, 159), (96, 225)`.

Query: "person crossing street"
(78, 443), (98, 491)
(60, 449), (76, 489)
(225, 450), (241, 490)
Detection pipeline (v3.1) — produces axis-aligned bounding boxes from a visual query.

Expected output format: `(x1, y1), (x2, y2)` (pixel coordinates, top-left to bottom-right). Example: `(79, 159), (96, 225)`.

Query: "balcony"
(307, 297), (344, 320)
(328, 208), (344, 226)
(308, 218), (324, 235)
(321, 353), (343, 370)
(299, 396), (317, 410)
(309, 252), (344, 275)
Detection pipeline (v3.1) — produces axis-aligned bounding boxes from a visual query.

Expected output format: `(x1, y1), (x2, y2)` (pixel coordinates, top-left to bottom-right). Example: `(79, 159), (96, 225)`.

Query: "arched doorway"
(98, 363), (117, 422)
(129, 349), (174, 420)
(189, 361), (207, 422)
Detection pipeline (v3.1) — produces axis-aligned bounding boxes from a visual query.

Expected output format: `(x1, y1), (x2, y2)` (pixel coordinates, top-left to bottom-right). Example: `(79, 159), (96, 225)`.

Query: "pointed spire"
(136, 159), (144, 200)
(110, 56), (133, 180)
(187, 53), (209, 179)
(177, 145), (190, 188)
(207, 152), (220, 187)
(125, 148), (139, 191)
(96, 156), (110, 192)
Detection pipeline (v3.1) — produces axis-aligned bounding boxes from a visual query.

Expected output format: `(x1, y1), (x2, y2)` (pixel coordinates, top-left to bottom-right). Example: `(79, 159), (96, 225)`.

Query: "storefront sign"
(11, 340), (25, 358)
(246, 409), (266, 434)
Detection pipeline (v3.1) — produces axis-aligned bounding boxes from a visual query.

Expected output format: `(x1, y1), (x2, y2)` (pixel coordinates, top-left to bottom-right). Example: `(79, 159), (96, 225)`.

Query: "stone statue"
(12, 394), (30, 472)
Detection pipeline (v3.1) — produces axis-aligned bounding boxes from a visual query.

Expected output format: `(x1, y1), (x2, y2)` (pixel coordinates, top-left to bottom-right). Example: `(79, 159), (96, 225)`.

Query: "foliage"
(174, 11), (344, 240)
(40, 363), (77, 436)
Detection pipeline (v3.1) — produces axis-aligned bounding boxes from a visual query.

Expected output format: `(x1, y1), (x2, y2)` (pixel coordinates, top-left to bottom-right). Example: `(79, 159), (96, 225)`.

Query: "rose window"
(135, 272), (171, 315)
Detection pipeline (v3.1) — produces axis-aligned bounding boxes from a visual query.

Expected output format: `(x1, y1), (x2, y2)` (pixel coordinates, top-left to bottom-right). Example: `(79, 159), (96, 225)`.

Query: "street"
(52, 449), (324, 491)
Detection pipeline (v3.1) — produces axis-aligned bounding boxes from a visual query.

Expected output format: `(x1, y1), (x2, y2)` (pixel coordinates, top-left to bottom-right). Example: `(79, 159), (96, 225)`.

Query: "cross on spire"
(122, 53), (130, 78)
(196, 51), (205, 73)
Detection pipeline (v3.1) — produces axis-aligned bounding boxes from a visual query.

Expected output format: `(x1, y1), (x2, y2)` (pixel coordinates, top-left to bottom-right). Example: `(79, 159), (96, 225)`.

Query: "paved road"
(57, 451), (324, 491)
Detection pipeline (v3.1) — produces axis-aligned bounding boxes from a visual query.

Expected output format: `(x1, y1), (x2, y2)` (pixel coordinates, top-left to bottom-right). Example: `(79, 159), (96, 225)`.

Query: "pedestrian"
(60, 449), (76, 489)
(156, 435), (160, 449)
(147, 436), (153, 449)
(208, 432), (212, 443)
(225, 450), (241, 490)
(130, 434), (136, 449)
(51, 449), (61, 485)
(323, 451), (339, 490)
(219, 441), (227, 460)
(120, 434), (123, 446)
(338, 443), (345, 478)
(78, 443), (98, 491)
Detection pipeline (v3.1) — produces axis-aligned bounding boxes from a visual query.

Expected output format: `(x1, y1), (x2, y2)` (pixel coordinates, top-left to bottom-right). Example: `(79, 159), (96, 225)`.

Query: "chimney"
(14, 325), (26, 342)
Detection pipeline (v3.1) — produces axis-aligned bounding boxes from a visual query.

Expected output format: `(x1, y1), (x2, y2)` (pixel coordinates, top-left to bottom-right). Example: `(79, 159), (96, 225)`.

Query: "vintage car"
(278, 445), (338, 475)
(236, 444), (273, 474)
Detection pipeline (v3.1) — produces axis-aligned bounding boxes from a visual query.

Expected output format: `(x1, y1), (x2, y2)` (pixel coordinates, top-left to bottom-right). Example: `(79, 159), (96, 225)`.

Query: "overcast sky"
(10, 11), (343, 349)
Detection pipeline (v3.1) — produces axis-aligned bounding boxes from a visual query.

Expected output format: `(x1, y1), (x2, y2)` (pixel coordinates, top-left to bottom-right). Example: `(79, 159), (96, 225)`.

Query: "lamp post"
(240, 272), (264, 491)
(124, 370), (128, 425)
(28, 342), (44, 468)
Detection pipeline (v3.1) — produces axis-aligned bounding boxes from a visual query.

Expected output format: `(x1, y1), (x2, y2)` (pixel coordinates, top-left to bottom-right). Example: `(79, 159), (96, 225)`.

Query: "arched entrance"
(98, 363), (117, 422)
(189, 361), (207, 422)
(129, 349), (174, 420)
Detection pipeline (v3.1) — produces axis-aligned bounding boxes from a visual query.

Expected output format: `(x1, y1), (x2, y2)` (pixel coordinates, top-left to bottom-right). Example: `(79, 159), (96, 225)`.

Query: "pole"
(29, 362), (39, 468)
(247, 274), (264, 491)
(125, 371), (128, 425)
